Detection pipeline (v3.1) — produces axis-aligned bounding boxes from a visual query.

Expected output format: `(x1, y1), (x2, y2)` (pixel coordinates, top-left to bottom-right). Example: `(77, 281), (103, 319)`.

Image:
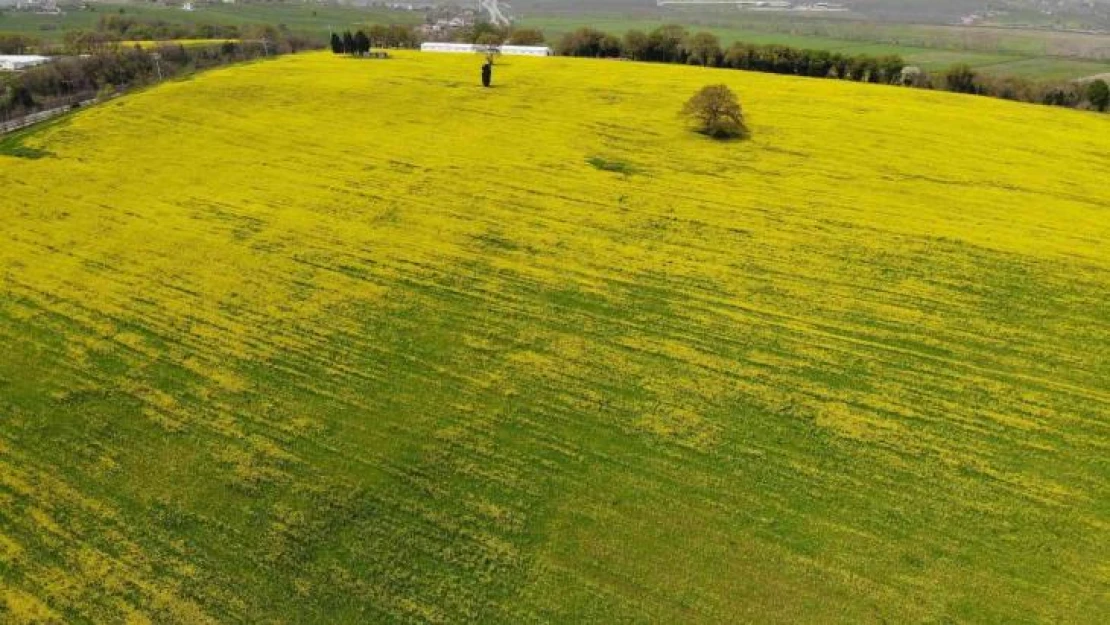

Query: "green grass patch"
(0, 117), (62, 158)
(587, 155), (640, 175)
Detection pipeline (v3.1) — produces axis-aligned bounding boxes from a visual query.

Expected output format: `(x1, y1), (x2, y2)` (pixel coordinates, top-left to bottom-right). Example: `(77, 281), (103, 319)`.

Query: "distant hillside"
(514, 0), (1110, 25)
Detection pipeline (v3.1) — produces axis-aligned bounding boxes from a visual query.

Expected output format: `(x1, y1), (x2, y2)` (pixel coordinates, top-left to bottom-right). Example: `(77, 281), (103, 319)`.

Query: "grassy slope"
(1, 52), (1108, 623)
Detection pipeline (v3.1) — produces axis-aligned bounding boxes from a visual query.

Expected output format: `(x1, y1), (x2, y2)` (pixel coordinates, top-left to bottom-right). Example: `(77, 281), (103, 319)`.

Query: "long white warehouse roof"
(0, 55), (51, 71)
(420, 43), (552, 56)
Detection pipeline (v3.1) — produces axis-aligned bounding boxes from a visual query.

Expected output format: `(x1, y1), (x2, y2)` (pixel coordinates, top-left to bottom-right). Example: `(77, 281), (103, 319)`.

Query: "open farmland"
(1, 52), (1109, 623)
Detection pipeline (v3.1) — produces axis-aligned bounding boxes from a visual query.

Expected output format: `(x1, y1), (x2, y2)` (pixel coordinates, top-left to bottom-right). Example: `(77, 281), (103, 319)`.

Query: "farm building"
(420, 42), (481, 54)
(0, 55), (51, 71)
(420, 43), (553, 57)
(500, 45), (554, 57)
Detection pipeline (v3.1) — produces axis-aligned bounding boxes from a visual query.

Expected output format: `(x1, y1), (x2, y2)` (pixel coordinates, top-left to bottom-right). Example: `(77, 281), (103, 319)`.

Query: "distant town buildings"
(655, 0), (846, 11)
(13, 0), (61, 14)
(417, 16), (470, 38)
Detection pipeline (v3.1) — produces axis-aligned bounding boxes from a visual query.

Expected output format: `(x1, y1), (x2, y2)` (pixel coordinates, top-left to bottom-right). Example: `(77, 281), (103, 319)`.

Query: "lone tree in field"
(682, 85), (749, 139)
(1088, 79), (1109, 112)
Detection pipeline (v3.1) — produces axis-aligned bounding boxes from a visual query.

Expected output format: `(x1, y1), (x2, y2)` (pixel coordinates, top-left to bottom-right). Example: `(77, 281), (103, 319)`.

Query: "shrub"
(475, 32), (502, 47)
(943, 64), (979, 94)
(507, 28), (545, 46)
(557, 27), (621, 58)
(682, 84), (749, 140)
(1088, 79), (1109, 112)
(684, 32), (722, 67)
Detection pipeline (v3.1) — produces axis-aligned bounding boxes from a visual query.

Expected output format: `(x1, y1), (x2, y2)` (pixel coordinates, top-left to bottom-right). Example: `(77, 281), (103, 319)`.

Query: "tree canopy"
(682, 84), (749, 140)
(1087, 79), (1109, 112)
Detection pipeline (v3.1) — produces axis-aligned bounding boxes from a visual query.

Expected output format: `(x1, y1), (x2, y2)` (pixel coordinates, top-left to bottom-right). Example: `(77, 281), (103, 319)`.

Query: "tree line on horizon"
(550, 25), (1108, 112)
(334, 20), (1107, 113)
(560, 25), (907, 84)
(329, 25), (421, 56)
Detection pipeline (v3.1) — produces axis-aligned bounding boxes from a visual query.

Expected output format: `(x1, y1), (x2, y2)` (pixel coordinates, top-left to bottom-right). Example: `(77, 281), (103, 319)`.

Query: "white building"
(499, 45), (553, 57)
(420, 43), (552, 57)
(0, 55), (51, 71)
(421, 42), (482, 54)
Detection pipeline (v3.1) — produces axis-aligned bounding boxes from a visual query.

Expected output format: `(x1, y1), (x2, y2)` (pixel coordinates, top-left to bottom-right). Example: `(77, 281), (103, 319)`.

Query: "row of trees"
(455, 23), (546, 47)
(331, 31), (372, 56)
(0, 33), (38, 55)
(938, 62), (1110, 111)
(329, 25), (421, 55)
(328, 23), (543, 51)
(0, 20), (262, 56)
(557, 26), (906, 83)
(554, 24), (1110, 112)
(57, 23), (316, 56)
(95, 15), (241, 42)
(1, 39), (319, 123)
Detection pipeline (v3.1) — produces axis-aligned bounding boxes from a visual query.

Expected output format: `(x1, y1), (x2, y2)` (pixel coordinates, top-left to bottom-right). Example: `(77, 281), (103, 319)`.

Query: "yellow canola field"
(0, 51), (1108, 623)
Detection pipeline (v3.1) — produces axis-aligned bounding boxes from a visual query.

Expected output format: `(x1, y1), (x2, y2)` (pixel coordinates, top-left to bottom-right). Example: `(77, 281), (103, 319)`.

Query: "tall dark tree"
(600, 34), (622, 58)
(877, 55), (906, 83)
(831, 53), (850, 80)
(807, 49), (833, 78)
(556, 27), (619, 58)
(623, 29), (649, 61)
(1042, 87), (1069, 107)
(848, 55), (872, 81)
(1087, 79), (1109, 112)
(723, 43), (755, 70)
(507, 28), (545, 46)
(330, 32), (343, 55)
(943, 64), (979, 94)
(646, 24), (688, 63)
(354, 30), (370, 56)
(342, 31), (355, 55)
(684, 32), (721, 67)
